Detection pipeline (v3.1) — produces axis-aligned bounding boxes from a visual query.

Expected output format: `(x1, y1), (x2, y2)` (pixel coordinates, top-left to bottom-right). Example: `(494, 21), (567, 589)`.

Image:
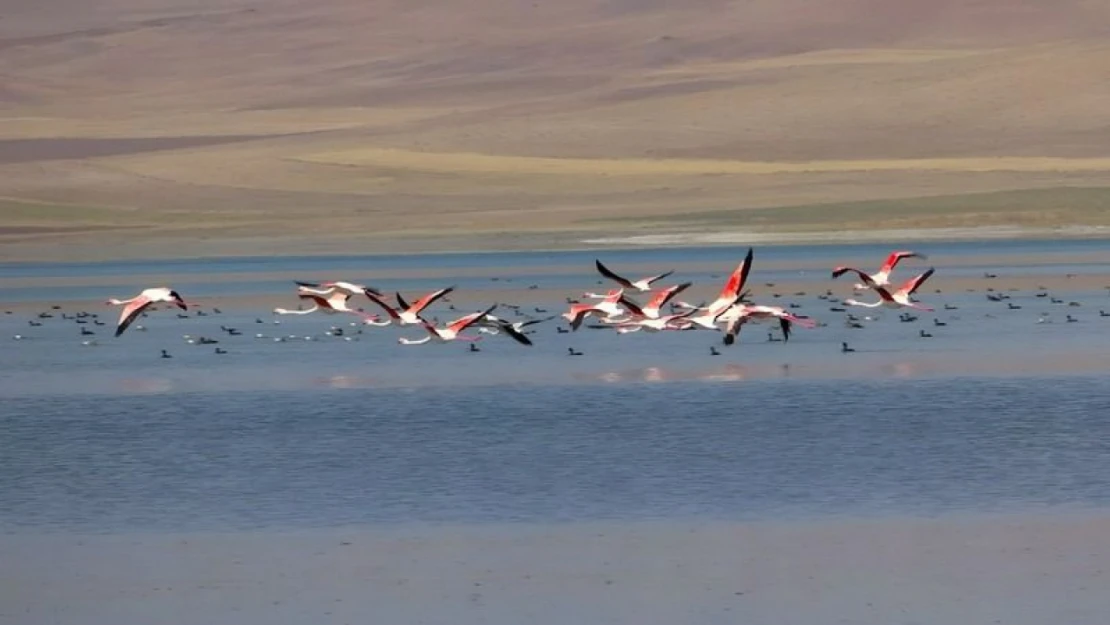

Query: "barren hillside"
(2, 0), (1109, 259)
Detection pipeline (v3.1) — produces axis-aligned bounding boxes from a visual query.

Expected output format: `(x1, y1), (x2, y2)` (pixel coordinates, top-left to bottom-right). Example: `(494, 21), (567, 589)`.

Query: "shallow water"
(3, 375), (1110, 533)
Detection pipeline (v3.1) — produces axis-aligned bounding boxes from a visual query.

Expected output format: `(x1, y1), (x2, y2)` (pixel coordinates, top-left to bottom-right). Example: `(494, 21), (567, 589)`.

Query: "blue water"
(3, 376), (1110, 533)
(2, 239), (1110, 534)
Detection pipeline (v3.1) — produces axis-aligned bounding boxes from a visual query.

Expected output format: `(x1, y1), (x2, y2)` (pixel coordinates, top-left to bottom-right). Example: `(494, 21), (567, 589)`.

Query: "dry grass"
(2, 0), (1110, 260)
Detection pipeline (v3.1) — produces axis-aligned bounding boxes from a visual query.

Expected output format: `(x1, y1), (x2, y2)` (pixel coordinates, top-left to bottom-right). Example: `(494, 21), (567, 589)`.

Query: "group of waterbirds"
(13, 246), (1104, 357)
(100, 248), (932, 350)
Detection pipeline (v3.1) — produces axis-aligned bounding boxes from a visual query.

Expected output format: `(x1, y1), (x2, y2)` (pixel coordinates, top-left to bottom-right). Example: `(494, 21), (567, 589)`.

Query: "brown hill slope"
(2, 0), (1110, 259)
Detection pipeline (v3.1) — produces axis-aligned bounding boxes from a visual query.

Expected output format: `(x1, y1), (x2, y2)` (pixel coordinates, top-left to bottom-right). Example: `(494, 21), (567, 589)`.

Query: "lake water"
(2, 238), (1109, 534)
(4, 376), (1110, 534)
(3, 239), (1110, 625)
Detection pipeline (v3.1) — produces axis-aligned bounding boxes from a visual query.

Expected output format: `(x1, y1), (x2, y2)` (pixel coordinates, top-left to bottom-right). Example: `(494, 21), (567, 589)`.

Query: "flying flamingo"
(107, 287), (187, 337)
(621, 282), (692, 319)
(477, 314), (553, 338)
(610, 309), (697, 333)
(398, 305), (496, 345)
(563, 289), (643, 330)
(594, 260), (674, 292)
(279, 292), (384, 323)
(364, 287), (454, 325)
(833, 250), (927, 290)
(677, 247), (754, 329)
(836, 267), (937, 311)
(714, 303), (817, 346)
(294, 280), (383, 297)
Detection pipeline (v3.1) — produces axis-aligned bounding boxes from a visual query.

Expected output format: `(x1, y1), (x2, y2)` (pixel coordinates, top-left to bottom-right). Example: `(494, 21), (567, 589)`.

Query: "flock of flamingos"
(102, 248), (939, 352)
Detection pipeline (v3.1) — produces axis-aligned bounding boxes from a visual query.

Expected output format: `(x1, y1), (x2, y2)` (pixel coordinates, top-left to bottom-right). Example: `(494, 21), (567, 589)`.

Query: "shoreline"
(3, 227), (1110, 265)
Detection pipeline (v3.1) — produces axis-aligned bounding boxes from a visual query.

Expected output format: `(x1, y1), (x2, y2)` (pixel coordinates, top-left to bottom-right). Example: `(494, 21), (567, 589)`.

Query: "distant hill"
(2, 0), (1109, 258)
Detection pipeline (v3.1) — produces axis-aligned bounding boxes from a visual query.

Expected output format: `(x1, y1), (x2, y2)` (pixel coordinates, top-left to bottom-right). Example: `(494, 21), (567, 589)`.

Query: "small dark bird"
(568, 347), (583, 356)
(841, 342), (855, 353)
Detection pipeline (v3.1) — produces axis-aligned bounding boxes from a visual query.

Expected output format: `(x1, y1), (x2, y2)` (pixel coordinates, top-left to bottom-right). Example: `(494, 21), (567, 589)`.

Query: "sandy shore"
(2, 512), (1107, 625)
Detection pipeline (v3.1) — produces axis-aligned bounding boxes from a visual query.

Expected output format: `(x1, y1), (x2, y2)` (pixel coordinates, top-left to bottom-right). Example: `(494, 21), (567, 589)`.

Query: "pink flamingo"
(107, 287), (187, 337)
(364, 287), (454, 325)
(836, 267), (937, 311)
(398, 305), (496, 345)
(715, 303), (817, 346)
(677, 247), (754, 329)
(832, 250), (927, 290)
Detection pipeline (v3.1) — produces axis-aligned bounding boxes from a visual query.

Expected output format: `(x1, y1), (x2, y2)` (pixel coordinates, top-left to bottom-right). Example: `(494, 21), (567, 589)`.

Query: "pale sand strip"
(2, 513), (1107, 625)
(1, 250), (1108, 289)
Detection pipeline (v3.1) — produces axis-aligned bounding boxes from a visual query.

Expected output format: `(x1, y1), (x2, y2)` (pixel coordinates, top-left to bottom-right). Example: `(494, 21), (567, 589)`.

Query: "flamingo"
(294, 280), (383, 297)
(836, 267), (936, 311)
(473, 316), (535, 346)
(477, 314), (552, 340)
(398, 305), (496, 345)
(107, 287), (186, 337)
(364, 287), (454, 325)
(678, 247), (754, 329)
(282, 292), (383, 322)
(621, 282), (692, 319)
(611, 309), (697, 333)
(833, 250), (927, 290)
(714, 303), (817, 346)
(594, 260), (674, 292)
(563, 289), (642, 330)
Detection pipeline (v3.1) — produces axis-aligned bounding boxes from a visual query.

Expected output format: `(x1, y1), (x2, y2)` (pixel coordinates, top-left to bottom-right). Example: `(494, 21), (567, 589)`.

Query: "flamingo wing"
(115, 297), (152, 337)
(618, 295), (645, 317)
(831, 266), (878, 287)
(643, 269), (675, 286)
(898, 267), (936, 296)
(645, 282), (691, 311)
(719, 247), (754, 301)
(594, 260), (634, 289)
(497, 322), (534, 346)
(363, 290), (402, 320)
(409, 287), (455, 314)
(880, 250), (927, 273)
(447, 305), (496, 334)
(298, 293), (331, 309)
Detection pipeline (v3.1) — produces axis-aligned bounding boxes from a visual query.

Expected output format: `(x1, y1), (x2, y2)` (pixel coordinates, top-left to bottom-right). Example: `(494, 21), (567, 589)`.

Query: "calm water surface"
(3, 376), (1110, 533)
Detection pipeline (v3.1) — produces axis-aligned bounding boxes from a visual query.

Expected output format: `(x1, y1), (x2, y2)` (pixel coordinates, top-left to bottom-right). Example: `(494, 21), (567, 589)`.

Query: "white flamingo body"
(107, 287), (187, 337)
